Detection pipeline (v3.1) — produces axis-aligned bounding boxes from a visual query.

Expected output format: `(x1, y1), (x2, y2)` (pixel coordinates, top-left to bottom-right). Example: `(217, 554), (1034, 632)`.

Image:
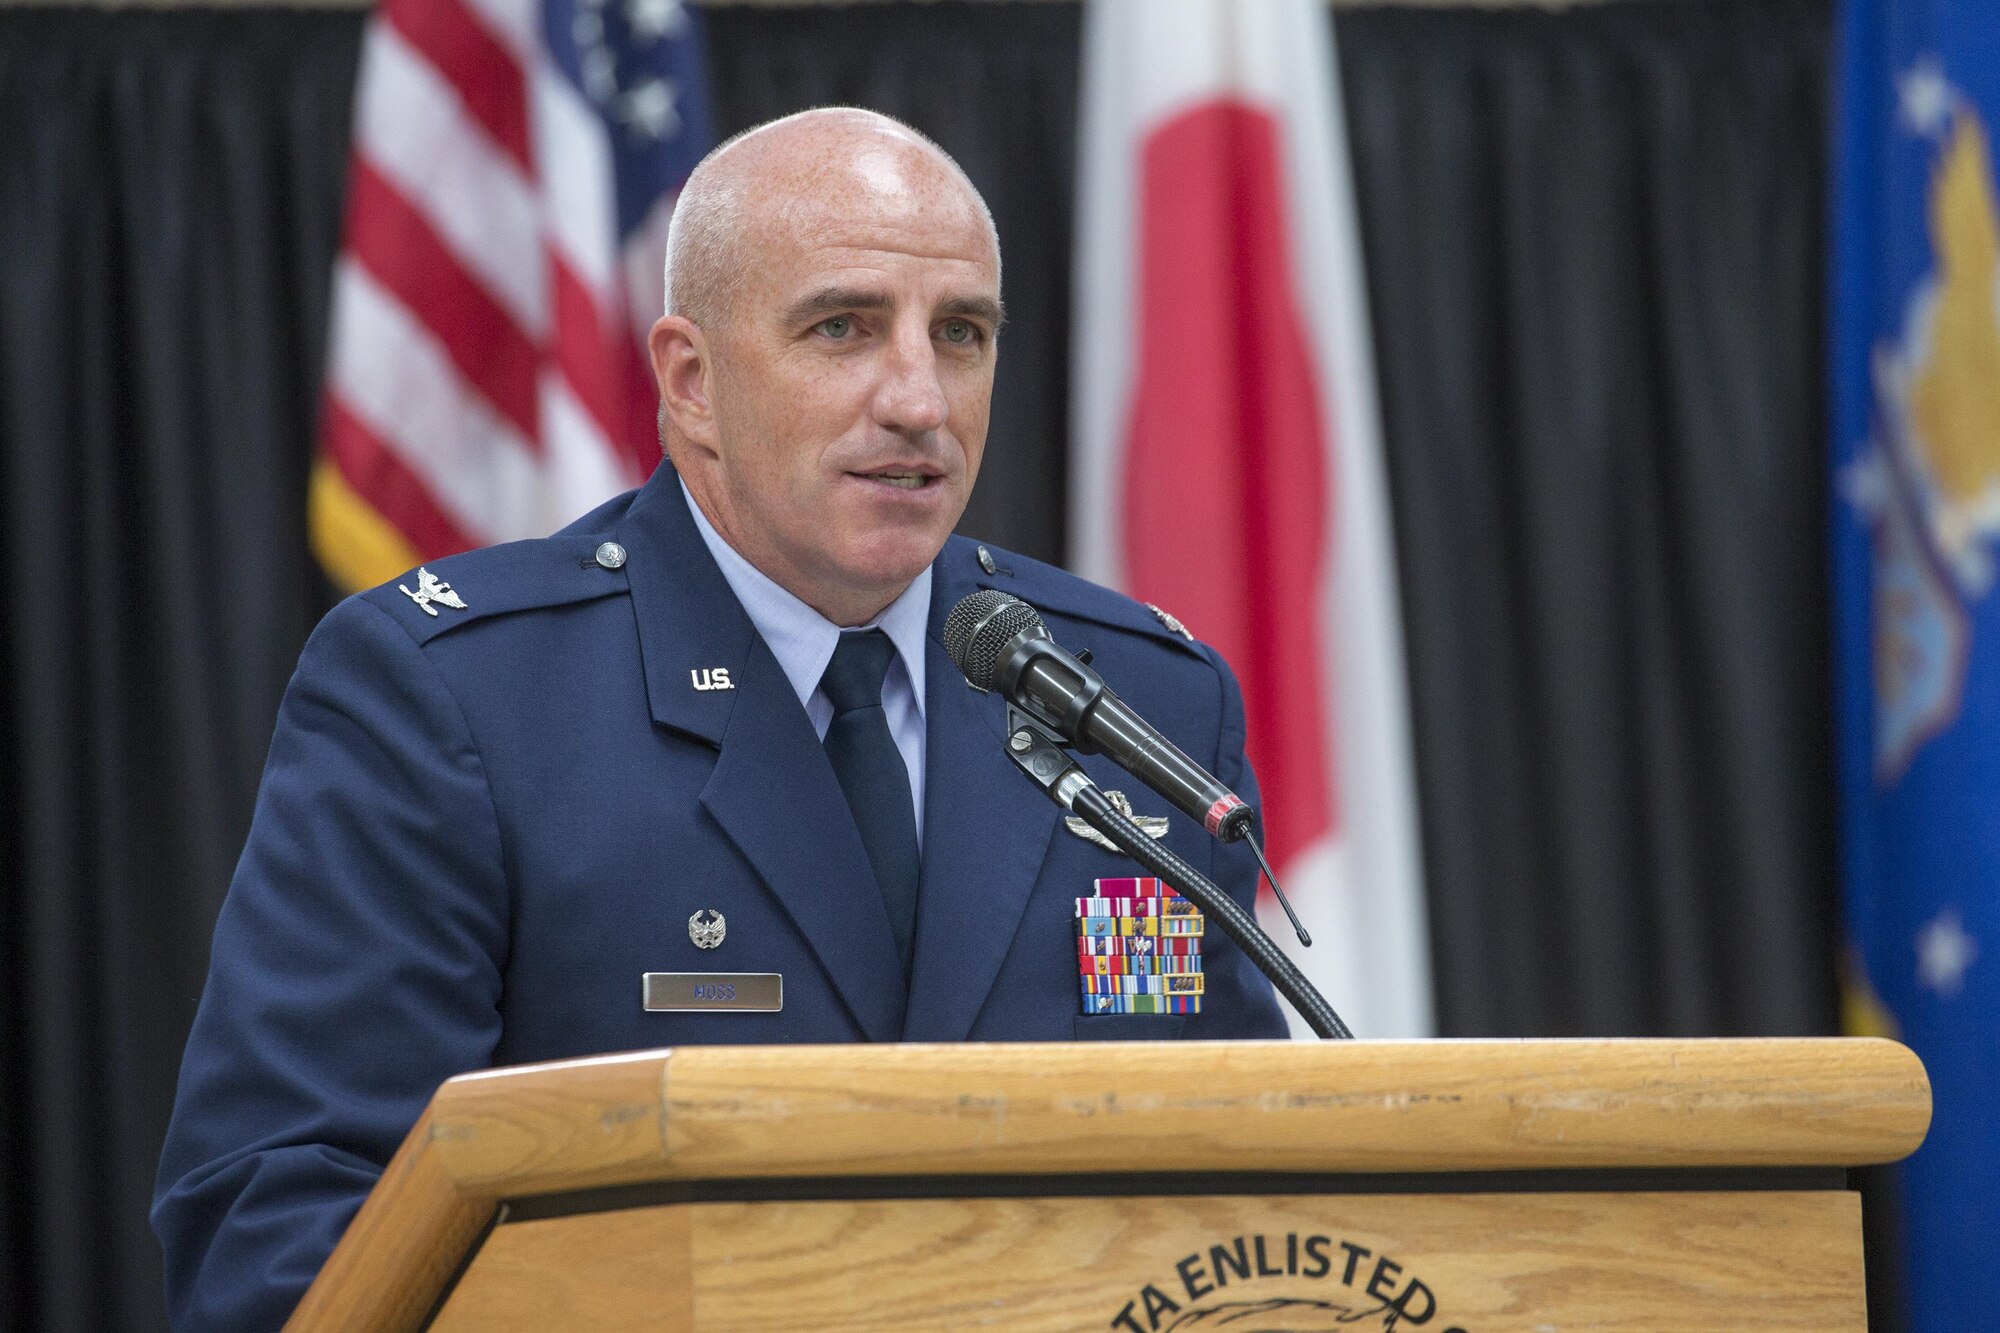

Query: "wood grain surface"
(288, 1039), (1926, 1332)
(429, 1039), (1930, 1194)
(282, 1104), (491, 1332)
(434, 1189), (1865, 1332)
(429, 1204), (692, 1332)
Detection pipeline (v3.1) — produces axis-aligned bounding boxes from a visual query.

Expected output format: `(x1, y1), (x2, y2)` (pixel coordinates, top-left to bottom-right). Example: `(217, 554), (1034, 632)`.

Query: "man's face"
(690, 145), (1001, 623)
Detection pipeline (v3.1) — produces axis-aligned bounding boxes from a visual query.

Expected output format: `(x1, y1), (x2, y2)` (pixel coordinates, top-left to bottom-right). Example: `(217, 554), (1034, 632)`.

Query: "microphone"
(943, 590), (1254, 842)
(985, 666), (1351, 1039)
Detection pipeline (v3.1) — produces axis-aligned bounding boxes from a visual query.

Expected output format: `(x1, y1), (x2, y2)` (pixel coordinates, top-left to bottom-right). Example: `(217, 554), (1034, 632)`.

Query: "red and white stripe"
(1072, 0), (1433, 1037)
(319, 0), (661, 578)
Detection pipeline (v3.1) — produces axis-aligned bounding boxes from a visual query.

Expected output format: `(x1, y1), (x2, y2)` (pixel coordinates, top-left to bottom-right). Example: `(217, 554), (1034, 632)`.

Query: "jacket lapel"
(620, 467), (907, 1042)
(700, 645), (908, 1042)
(902, 557), (1063, 1041)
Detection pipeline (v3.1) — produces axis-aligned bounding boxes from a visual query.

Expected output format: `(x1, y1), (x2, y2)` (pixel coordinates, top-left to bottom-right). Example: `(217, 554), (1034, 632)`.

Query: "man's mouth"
(853, 468), (941, 490)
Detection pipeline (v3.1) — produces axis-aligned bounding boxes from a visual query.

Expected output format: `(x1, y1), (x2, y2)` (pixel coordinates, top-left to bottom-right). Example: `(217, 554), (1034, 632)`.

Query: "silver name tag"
(642, 972), (783, 1012)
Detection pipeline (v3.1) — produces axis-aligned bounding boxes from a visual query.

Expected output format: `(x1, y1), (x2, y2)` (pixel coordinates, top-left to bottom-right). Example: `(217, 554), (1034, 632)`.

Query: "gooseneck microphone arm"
(1002, 711), (1353, 1041)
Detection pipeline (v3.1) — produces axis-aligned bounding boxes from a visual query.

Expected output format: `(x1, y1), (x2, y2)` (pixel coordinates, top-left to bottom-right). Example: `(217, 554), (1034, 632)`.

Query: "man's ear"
(650, 315), (719, 454)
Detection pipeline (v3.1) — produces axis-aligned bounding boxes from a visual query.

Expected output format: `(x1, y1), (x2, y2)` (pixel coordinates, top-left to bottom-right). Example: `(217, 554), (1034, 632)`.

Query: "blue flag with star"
(1832, 0), (2000, 1321)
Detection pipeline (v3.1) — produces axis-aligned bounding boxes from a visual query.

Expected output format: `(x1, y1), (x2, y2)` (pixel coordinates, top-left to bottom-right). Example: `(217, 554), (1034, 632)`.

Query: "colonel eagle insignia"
(398, 567), (468, 617)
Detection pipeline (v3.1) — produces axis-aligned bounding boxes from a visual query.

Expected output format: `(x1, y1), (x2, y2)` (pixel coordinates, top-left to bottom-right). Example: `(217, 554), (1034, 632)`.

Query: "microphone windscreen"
(943, 589), (1046, 690)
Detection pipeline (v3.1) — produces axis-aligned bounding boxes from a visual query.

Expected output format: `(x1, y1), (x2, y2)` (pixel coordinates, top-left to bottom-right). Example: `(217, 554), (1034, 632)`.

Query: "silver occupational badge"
(1066, 790), (1170, 850)
(398, 567), (468, 617)
(1145, 603), (1194, 641)
(688, 908), (727, 949)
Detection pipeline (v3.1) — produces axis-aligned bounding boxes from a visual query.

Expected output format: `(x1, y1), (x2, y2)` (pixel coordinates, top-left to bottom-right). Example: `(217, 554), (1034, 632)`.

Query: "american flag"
(312, 0), (713, 591)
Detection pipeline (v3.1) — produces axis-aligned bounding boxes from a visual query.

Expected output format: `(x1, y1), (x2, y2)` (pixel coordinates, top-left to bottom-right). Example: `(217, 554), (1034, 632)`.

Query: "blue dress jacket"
(152, 463), (1285, 1329)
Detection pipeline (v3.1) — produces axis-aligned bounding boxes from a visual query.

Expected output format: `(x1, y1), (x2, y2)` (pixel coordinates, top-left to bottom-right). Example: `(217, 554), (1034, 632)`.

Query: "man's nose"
(872, 323), (949, 435)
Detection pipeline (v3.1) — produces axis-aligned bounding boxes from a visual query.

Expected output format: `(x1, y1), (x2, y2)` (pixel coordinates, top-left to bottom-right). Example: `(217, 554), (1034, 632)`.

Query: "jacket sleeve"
(151, 595), (510, 1332)
(1188, 643), (1291, 1039)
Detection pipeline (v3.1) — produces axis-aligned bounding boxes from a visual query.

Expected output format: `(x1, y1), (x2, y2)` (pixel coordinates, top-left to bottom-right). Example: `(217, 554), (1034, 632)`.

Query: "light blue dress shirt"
(682, 481), (929, 845)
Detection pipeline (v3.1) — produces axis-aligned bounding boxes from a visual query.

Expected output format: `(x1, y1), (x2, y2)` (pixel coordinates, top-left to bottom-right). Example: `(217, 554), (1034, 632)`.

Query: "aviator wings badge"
(1066, 790), (1169, 850)
(398, 567), (468, 617)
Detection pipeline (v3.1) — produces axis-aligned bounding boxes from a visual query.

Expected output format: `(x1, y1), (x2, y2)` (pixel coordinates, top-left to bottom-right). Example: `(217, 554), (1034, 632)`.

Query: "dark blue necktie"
(820, 630), (920, 975)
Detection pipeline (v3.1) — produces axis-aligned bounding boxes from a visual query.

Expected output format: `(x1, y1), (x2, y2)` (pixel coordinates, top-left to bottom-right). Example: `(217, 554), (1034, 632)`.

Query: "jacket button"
(595, 542), (628, 570)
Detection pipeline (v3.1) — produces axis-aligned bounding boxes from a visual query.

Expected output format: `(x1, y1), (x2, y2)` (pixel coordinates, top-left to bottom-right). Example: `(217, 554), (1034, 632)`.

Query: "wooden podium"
(287, 1038), (1928, 1332)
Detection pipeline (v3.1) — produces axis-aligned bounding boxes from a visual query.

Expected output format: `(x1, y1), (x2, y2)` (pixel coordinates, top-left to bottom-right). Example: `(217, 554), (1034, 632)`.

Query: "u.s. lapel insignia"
(1065, 789), (1169, 850)
(399, 568), (467, 617)
(690, 667), (734, 691)
(688, 909), (727, 949)
(1145, 603), (1194, 640)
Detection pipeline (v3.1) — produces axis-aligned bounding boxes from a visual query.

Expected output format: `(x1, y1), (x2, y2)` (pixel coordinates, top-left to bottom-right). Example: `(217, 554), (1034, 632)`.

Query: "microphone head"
(943, 590), (1047, 691)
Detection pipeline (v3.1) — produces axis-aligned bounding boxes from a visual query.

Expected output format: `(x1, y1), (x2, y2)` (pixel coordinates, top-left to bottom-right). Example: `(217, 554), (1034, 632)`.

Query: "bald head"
(664, 107), (1000, 330)
(647, 105), (1003, 626)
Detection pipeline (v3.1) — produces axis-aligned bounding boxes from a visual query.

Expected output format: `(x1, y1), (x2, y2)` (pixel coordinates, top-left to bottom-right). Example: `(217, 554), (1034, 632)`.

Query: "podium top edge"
(424, 1038), (1930, 1196)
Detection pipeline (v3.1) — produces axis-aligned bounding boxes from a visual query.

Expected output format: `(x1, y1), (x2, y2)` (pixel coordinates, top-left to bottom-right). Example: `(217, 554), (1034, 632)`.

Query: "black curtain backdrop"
(1338, 0), (1838, 1038)
(0, 14), (357, 1332)
(0, 3), (1841, 1330)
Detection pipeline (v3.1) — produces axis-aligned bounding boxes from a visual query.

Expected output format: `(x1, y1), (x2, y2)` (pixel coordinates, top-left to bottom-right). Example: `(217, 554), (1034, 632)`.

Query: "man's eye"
(940, 320), (976, 345)
(816, 316), (853, 338)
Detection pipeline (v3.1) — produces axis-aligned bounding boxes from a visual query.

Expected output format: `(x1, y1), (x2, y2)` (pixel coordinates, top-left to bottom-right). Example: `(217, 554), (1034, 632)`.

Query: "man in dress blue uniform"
(153, 108), (1285, 1330)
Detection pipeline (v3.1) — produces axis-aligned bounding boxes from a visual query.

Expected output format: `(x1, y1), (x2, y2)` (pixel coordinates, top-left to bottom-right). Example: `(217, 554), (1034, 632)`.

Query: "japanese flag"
(1071, 0), (1432, 1037)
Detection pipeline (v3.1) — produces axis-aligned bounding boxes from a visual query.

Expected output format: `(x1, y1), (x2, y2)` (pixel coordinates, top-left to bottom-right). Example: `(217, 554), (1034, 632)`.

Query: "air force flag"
(1832, 0), (2000, 1324)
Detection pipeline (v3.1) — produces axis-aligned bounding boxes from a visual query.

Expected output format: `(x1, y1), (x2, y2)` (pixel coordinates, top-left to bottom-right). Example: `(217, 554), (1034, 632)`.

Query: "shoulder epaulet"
(361, 533), (632, 646)
(944, 536), (1212, 661)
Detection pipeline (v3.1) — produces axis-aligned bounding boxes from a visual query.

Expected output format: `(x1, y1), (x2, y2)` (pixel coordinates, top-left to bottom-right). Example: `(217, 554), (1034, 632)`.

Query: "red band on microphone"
(1203, 794), (1246, 837)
